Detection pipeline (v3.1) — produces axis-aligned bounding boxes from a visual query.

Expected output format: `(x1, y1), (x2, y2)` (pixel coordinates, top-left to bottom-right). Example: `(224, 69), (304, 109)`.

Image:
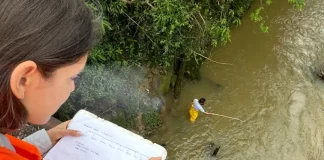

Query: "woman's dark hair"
(199, 98), (206, 105)
(0, 0), (97, 131)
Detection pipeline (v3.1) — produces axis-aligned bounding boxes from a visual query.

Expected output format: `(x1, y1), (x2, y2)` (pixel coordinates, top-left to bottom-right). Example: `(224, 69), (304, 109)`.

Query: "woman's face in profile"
(20, 55), (88, 125)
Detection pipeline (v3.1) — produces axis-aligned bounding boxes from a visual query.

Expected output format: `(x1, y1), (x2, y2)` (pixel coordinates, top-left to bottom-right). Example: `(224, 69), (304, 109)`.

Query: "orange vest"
(0, 134), (41, 160)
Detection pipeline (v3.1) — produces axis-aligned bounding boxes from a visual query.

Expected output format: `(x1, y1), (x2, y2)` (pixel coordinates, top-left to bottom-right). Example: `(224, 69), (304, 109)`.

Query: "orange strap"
(5, 134), (42, 160)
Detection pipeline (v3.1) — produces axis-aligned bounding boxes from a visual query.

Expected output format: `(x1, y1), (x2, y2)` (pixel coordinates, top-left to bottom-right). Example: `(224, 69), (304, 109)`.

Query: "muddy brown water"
(150, 0), (324, 159)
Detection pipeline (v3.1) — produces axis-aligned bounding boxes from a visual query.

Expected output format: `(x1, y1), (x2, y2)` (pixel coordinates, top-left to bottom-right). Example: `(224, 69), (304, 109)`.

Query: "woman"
(0, 0), (160, 159)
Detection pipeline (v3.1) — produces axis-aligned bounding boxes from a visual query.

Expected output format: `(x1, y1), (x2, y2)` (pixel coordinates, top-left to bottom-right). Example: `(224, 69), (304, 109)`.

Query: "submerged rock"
(208, 142), (221, 157)
(318, 69), (324, 80)
(310, 63), (324, 81)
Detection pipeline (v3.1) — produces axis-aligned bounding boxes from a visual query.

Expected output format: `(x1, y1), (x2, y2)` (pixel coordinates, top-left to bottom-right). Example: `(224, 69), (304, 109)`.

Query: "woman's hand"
(47, 120), (81, 145)
(149, 157), (162, 160)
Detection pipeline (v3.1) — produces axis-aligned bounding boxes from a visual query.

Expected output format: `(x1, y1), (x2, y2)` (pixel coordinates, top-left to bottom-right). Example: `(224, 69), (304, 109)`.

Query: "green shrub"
(54, 64), (161, 121)
(142, 111), (162, 136)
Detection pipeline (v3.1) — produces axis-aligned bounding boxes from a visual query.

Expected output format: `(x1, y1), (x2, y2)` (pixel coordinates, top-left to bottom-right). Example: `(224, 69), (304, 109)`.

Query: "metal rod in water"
(208, 112), (243, 122)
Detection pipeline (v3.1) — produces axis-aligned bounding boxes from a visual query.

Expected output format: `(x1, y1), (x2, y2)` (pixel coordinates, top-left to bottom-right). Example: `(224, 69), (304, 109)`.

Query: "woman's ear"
(10, 61), (38, 100)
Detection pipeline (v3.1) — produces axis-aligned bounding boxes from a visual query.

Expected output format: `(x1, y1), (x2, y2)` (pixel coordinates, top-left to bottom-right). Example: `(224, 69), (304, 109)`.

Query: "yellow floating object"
(189, 103), (199, 123)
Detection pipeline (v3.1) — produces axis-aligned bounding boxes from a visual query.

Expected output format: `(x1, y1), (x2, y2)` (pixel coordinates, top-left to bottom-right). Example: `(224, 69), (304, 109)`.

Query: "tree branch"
(121, 0), (135, 4)
(191, 14), (203, 32)
(146, 0), (154, 8)
(190, 49), (234, 66)
(100, 106), (117, 116)
(124, 12), (155, 44)
(198, 12), (206, 25)
(121, 0), (154, 8)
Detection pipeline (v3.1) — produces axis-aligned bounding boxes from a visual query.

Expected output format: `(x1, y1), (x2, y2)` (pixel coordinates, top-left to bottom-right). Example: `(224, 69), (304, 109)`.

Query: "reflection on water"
(151, 0), (324, 159)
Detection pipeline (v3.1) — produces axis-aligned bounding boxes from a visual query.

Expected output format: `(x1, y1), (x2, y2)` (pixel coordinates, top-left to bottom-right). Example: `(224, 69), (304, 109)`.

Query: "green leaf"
(260, 23), (269, 33)
(288, 0), (305, 10)
(233, 19), (241, 26)
(212, 40), (218, 47)
(250, 7), (263, 22)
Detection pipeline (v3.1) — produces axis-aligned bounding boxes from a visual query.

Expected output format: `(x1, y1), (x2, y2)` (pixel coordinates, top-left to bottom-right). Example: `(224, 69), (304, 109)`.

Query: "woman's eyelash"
(71, 74), (80, 81)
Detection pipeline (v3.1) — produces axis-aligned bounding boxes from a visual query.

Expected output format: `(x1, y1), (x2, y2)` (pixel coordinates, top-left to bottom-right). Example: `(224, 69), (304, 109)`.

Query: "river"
(150, 0), (324, 159)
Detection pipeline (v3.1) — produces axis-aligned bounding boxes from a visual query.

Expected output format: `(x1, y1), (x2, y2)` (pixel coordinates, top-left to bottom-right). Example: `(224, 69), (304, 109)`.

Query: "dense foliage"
(88, 0), (253, 70)
(54, 64), (164, 136)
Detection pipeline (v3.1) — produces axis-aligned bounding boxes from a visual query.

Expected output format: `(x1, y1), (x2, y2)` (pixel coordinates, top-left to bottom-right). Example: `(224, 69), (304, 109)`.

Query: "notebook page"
(44, 110), (167, 160)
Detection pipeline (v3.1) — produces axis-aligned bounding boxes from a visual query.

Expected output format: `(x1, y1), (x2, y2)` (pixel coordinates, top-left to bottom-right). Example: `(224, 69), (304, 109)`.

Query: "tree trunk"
(174, 53), (186, 99)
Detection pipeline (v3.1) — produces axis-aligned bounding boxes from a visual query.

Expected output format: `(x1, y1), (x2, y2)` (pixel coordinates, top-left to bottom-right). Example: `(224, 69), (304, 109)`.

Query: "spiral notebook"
(44, 110), (167, 160)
